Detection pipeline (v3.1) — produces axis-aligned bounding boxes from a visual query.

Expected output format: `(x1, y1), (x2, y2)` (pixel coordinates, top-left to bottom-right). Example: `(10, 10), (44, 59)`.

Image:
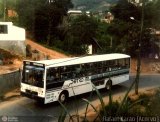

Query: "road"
(0, 74), (159, 122)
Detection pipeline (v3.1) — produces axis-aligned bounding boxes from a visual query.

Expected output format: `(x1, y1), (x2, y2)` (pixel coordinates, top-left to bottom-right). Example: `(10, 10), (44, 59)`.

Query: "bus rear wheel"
(59, 92), (68, 103)
(105, 79), (112, 90)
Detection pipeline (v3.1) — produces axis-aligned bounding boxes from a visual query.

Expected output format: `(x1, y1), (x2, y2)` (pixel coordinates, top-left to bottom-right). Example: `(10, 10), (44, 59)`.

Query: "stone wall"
(150, 62), (160, 73)
(0, 41), (26, 56)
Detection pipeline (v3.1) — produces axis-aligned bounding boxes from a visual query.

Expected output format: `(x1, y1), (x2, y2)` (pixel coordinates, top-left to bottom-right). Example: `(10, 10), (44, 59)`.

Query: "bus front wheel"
(105, 79), (112, 90)
(59, 91), (68, 103)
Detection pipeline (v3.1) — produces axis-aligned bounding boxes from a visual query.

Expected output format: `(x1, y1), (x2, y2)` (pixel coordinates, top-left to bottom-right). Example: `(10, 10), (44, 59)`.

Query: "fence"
(0, 70), (20, 94)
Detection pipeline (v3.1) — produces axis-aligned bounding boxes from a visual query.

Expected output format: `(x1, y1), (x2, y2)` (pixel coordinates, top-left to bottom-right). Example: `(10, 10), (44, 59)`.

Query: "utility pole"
(47, 0), (52, 45)
(134, 0), (144, 95)
(110, 37), (112, 48)
(3, 0), (6, 21)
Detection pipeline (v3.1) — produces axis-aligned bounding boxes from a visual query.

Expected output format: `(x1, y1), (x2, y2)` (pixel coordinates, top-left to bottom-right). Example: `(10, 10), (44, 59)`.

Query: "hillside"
(26, 39), (68, 59)
(72, 0), (118, 11)
(1, 42), (160, 75)
(0, 39), (68, 74)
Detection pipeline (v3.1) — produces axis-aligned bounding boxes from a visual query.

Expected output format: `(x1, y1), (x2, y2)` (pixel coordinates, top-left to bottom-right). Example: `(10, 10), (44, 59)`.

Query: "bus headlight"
(38, 89), (44, 96)
(20, 85), (25, 92)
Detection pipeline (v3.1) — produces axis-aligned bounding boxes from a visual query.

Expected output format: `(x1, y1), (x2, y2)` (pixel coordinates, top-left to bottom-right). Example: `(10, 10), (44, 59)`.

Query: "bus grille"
(26, 89), (38, 96)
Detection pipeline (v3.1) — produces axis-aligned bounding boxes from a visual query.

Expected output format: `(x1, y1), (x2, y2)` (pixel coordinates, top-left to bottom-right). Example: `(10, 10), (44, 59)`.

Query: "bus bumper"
(21, 91), (44, 103)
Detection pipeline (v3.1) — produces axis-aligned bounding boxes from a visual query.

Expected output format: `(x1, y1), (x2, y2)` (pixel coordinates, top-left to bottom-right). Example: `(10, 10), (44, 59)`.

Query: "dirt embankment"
(26, 39), (68, 59)
(0, 39), (69, 75)
(130, 58), (160, 74)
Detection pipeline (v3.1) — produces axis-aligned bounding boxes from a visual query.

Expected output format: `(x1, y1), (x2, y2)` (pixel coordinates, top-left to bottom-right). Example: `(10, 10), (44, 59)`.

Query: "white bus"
(21, 53), (130, 104)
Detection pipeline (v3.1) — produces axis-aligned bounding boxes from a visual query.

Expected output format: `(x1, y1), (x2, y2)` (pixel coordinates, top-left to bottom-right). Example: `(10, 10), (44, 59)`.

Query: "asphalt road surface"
(0, 74), (159, 122)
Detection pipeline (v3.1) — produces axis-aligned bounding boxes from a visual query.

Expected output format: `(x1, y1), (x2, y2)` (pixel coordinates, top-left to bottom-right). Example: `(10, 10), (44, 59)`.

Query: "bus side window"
(47, 67), (60, 82)
(75, 65), (82, 77)
(97, 62), (103, 74)
(125, 58), (130, 68)
(115, 59), (120, 69)
(119, 59), (125, 69)
(47, 68), (55, 82)
(55, 72), (60, 81)
(84, 63), (91, 76)
(92, 63), (98, 74)
(103, 61), (109, 72)
(80, 64), (85, 76)
(60, 66), (73, 80)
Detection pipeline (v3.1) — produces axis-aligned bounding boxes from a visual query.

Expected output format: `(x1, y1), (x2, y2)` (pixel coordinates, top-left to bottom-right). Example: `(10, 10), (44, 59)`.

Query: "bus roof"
(25, 53), (130, 67)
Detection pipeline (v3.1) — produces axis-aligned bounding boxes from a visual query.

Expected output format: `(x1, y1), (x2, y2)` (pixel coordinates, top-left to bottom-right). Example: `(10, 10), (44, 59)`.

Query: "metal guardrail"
(0, 70), (20, 94)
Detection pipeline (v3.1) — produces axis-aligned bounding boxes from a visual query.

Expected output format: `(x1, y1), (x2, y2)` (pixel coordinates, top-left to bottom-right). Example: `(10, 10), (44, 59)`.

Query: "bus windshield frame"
(22, 65), (45, 88)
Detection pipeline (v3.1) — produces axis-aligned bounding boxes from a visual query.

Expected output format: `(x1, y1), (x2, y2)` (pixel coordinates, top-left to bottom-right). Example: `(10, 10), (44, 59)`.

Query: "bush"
(0, 94), (4, 101)
(100, 101), (120, 116)
(146, 89), (160, 116)
(26, 44), (32, 57)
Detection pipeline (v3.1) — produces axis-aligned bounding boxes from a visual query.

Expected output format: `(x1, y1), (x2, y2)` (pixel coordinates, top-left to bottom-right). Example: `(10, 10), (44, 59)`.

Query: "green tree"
(111, 0), (141, 22)
(44, 0), (73, 45)
(109, 0), (159, 57)
(110, 0), (160, 95)
(16, 0), (73, 44)
(16, 0), (42, 31)
(96, 21), (113, 53)
(144, 0), (160, 29)
(70, 14), (98, 44)
(63, 14), (98, 54)
(0, 1), (3, 20)
(109, 0), (141, 55)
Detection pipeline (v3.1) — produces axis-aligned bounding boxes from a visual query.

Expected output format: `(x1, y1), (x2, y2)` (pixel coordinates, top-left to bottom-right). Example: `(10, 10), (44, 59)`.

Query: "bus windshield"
(22, 65), (44, 88)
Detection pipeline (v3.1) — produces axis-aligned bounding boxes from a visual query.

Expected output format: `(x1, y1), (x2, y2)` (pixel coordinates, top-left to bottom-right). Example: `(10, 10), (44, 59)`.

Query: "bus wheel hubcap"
(106, 85), (109, 89)
(60, 94), (65, 102)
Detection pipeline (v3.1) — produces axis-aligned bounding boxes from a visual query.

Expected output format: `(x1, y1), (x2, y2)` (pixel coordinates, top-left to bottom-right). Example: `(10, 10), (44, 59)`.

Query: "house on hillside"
(7, 9), (18, 17)
(67, 10), (90, 17)
(101, 12), (114, 23)
(129, 0), (153, 6)
(0, 22), (26, 56)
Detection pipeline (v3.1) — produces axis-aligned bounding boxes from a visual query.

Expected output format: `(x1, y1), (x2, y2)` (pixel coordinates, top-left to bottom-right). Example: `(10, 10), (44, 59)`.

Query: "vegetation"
(0, 0), (18, 21)
(109, 0), (160, 57)
(72, 0), (118, 11)
(109, 0), (160, 95)
(0, 1), (3, 20)
(58, 81), (160, 122)
(1, 0), (160, 119)
(62, 15), (98, 54)
(26, 44), (32, 57)
(15, 0), (73, 42)
(0, 94), (4, 101)
(2, 0), (159, 57)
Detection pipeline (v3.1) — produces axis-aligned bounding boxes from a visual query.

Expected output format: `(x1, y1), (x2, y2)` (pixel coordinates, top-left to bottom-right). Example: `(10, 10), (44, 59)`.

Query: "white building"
(67, 10), (90, 17)
(129, 0), (153, 6)
(0, 22), (26, 56)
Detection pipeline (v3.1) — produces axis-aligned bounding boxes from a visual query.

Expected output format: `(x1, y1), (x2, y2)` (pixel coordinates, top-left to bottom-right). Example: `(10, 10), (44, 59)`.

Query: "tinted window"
(0, 25), (8, 34)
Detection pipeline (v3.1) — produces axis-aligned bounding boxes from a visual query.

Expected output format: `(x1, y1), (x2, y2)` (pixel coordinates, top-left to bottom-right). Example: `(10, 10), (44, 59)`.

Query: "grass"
(139, 88), (160, 116)
(58, 81), (135, 121)
(0, 94), (4, 101)
(58, 82), (160, 122)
